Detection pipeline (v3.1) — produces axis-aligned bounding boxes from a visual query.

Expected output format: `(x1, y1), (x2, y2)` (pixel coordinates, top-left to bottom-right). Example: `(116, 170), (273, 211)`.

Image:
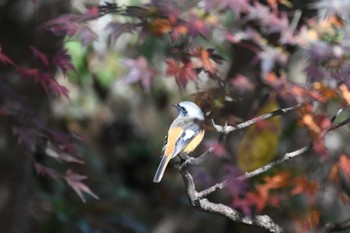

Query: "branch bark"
(175, 165), (285, 233)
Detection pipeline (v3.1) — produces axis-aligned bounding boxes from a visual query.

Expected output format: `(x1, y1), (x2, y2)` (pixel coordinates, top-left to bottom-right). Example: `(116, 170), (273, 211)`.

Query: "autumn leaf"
(339, 83), (350, 105)
(121, 56), (155, 91)
(34, 163), (61, 180)
(107, 22), (135, 44)
(45, 142), (84, 164)
(76, 26), (98, 46)
(191, 47), (217, 74)
(165, 59), (197, 87)
(49, 79), (69, 99)
(30, 46), (49, 67)
(237, 99), (281, 172)
(65, 170), (99, 203)
(149, 18), (172, 36)
(291, 176), (318, 201)
(311, 82), (338, 102)
(328, 163), (340, 182)
(247, 185), (281, 212)
(339, 154), (350, 183)
(43, 14), (79, 36)
(0, 48), (15, 66)
(299, 107), (332, 137)
(263, 171), (291, 189)
(304, 209), (320, 230)
(53, 49), (76, 74)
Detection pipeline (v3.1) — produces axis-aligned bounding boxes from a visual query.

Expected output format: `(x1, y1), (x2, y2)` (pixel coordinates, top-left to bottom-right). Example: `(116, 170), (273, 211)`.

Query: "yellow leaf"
(237, 100), (281, 172)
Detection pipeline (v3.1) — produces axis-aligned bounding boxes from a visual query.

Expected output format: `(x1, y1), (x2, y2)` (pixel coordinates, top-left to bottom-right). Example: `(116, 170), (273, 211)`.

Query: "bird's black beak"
(172, 104), (179, 109)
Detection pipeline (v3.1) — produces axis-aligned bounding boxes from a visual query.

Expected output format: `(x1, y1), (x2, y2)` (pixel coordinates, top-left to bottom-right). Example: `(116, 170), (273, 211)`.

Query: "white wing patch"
(182, 129), (195, 141)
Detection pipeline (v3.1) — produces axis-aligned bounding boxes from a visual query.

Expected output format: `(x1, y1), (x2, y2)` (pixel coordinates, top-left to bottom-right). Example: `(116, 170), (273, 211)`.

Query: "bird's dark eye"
(181, 107), (188, 115)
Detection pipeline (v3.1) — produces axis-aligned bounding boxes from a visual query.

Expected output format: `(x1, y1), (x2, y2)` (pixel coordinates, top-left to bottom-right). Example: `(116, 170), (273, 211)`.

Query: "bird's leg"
(179, 153), (190, 161)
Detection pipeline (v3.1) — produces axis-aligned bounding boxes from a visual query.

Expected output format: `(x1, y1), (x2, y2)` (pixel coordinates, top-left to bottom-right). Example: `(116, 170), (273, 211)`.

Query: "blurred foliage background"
(1, 0), (350, 233)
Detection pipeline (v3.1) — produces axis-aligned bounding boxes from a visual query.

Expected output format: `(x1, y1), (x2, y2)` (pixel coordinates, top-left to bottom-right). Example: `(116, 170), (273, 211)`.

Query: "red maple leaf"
(166, 59), (197, 87)
(65, 170), (99, 203)
(49, 79), (69, 99)
(45, 142), (84, 164)
(76, 26), (98, 46)
(43, 14), (79, 37)
(191, 48), (217, 74)
(34, 162), (61, 180)
(30, 46), (49, 67)
(0, 48), (15, 66)
(16, 67), (40, 79)
(53, 49), (76, 74)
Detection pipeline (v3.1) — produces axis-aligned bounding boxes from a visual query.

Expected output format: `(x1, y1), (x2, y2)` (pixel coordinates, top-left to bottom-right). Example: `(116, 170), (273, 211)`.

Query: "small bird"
(153, 101), (205, 183)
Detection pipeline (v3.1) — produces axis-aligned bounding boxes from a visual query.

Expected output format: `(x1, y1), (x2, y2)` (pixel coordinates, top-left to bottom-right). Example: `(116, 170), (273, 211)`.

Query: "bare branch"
(212, 103), (304, 134)
(195, 142), (313, 198)
(238, 142), (313, 180)
(321, 218), (350, 233)
(179, 147), (214, 170)
(330, 117), (350, 131)
(175, 162), (285, 233)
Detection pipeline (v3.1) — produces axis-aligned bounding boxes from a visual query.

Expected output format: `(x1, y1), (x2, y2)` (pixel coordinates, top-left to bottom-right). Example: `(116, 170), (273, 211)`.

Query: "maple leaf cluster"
(0, 43), (99, 202)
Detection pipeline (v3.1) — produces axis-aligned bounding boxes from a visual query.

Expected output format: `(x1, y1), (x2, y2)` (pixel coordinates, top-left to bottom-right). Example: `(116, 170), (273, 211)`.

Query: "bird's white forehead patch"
(183, 129), (195, 140)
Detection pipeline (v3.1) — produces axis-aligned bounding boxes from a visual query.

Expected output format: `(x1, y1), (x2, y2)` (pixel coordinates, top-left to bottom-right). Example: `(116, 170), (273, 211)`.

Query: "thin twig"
(212, 103), (304, 134)
(196, 142), (313, 197)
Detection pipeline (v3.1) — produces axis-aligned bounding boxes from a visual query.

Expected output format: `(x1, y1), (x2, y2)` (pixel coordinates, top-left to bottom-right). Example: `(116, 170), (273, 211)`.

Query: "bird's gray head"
(173, 101), (204, 120)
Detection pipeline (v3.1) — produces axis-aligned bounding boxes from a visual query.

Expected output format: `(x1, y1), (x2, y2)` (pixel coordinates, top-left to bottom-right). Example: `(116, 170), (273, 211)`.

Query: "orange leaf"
(165, 59), (197, 87)
(247, 190), (268, 212)
(249, 183), (282, 212)
(305, 209), (320, 230)
(292, 176), (318, 201)
(339, 154), (350, 182)
(300, 114), (320, 134)
(191, 48), (217, 74)
(150, 18), (172, 36)
(328, 164), (339, 182)
(299, 113), (332, 138)
(312, 82), (338, 102)
(339, 83), (350, 105)
(263, 171), (291, 189)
